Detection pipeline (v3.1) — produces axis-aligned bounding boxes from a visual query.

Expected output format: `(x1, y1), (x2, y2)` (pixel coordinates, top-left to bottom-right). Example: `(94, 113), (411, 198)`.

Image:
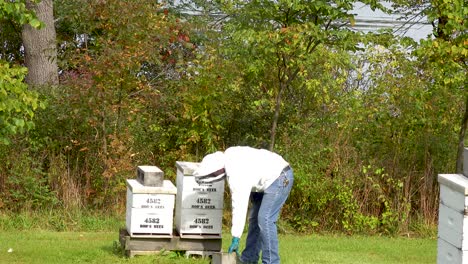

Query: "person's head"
(193, 151), (226, 184)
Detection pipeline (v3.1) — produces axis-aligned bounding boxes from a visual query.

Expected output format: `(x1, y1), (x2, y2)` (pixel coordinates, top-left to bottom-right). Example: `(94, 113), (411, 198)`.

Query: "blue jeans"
(240, 166), (294, 264)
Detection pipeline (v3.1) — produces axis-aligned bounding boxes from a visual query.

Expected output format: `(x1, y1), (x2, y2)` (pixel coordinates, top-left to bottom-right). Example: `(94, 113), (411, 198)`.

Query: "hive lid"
(438, 174), (468, 195)
(137, 165), (163, 173)
(176, 161), (200, 176)
(126, 179), (177, 194)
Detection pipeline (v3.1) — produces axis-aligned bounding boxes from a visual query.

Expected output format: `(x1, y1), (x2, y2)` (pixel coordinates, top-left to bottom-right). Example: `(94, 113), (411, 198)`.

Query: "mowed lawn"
(0, 231), (436, 264)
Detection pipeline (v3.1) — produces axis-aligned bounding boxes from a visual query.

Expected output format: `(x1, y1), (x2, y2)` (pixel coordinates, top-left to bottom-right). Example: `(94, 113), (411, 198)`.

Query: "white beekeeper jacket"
(223, 146), (289, 238)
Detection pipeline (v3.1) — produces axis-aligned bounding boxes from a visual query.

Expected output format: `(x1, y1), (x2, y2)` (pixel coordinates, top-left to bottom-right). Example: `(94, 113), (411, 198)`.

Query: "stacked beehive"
(175, 161), (225, 237)
(437, 149), (468, 264)
(126, 166), (177, 237)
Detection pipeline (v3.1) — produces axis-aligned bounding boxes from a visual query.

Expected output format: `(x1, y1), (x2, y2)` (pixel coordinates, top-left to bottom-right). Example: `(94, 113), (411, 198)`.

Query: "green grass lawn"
(0, 230), (436, 264)
(282, 234), (436, 264)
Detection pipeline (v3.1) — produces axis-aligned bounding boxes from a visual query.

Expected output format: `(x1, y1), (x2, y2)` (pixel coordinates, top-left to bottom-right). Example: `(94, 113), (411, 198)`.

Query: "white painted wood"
(438, 203), (468, 249)
(175, 161), (225, 236)
(176, 161), (200, 175)
(175, 208), (223, 235)
(438, 173), (468, 263)
(178, 233), (222, 239)
(180, 191), (223, 210)
(177, 172), (224, 209)
(178, 175), (224, 196)
(440, 184), (466, 213)
(438, 174), (468, 196)
(126, 179), (177, 194)
(177, 175), (224, 194)
(126, 188), (175, 210)
(126, 207), (174, 236)
(176, 165), (224, 209)
(438, 238), (468, 264)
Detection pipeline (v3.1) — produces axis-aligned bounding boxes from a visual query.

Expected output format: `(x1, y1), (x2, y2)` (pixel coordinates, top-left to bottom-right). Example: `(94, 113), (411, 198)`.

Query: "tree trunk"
(22, 0), (58, 86)
(456, 94), (468, 174)
(269, 83), (284, 151)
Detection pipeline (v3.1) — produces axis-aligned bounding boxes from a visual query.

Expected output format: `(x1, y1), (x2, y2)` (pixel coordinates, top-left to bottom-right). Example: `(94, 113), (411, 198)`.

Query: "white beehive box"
(126, 179), (177, 237)
(175, 161), (224, 237)
(439, 202), (468, 249)
(175, 161), (224, 209)
(438, 237), (468, 264)
(126, 208), (174, 237)
(176, 208), (223, 235)
(438, 173), (468, 263)
(126, 188), (175, 210)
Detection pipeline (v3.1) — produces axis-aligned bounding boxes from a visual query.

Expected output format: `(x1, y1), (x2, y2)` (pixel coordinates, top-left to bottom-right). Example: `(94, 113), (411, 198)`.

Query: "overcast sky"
(172, 1), (434, 42)
(352, 2), (433, 41)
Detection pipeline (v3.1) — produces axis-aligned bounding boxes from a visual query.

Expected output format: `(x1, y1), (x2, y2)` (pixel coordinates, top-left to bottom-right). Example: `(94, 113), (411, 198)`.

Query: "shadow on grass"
(100, 240), (127, 258)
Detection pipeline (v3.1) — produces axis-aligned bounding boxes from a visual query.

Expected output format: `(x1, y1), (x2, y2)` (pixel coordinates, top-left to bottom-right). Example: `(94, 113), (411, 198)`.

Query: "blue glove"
(228, 237), (240, 254)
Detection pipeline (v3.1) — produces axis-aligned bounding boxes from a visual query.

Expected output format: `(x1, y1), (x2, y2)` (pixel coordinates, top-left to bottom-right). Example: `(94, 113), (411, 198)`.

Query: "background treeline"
(0, 0), (466, 236)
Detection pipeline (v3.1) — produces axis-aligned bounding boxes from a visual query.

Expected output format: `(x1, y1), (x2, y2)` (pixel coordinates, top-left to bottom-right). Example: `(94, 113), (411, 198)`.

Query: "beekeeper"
(193, 146), (294, 264)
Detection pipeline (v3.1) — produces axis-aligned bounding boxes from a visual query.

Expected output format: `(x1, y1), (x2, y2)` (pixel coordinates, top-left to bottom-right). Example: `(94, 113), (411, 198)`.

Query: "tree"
(41, 0), (200, 208)
(22, 0), (58, 86)
(419, 0), (467, 173)
(391, 0), (467, 173)
(184, 0), (387, 150)
(0, 0), (44, 144)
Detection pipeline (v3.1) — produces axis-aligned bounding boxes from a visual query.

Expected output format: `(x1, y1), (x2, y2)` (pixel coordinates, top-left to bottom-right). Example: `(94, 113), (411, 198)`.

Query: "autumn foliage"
(0, 0), (466, 235)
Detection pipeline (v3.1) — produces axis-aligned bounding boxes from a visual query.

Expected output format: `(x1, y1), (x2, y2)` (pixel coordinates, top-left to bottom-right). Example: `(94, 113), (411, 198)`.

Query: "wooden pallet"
(119, 228), (222, 258)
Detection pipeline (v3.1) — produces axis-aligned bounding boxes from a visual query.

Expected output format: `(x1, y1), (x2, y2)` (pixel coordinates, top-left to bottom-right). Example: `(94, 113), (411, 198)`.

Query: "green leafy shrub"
(2, 153), (58, 211)
(0, 61), (43, 144)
